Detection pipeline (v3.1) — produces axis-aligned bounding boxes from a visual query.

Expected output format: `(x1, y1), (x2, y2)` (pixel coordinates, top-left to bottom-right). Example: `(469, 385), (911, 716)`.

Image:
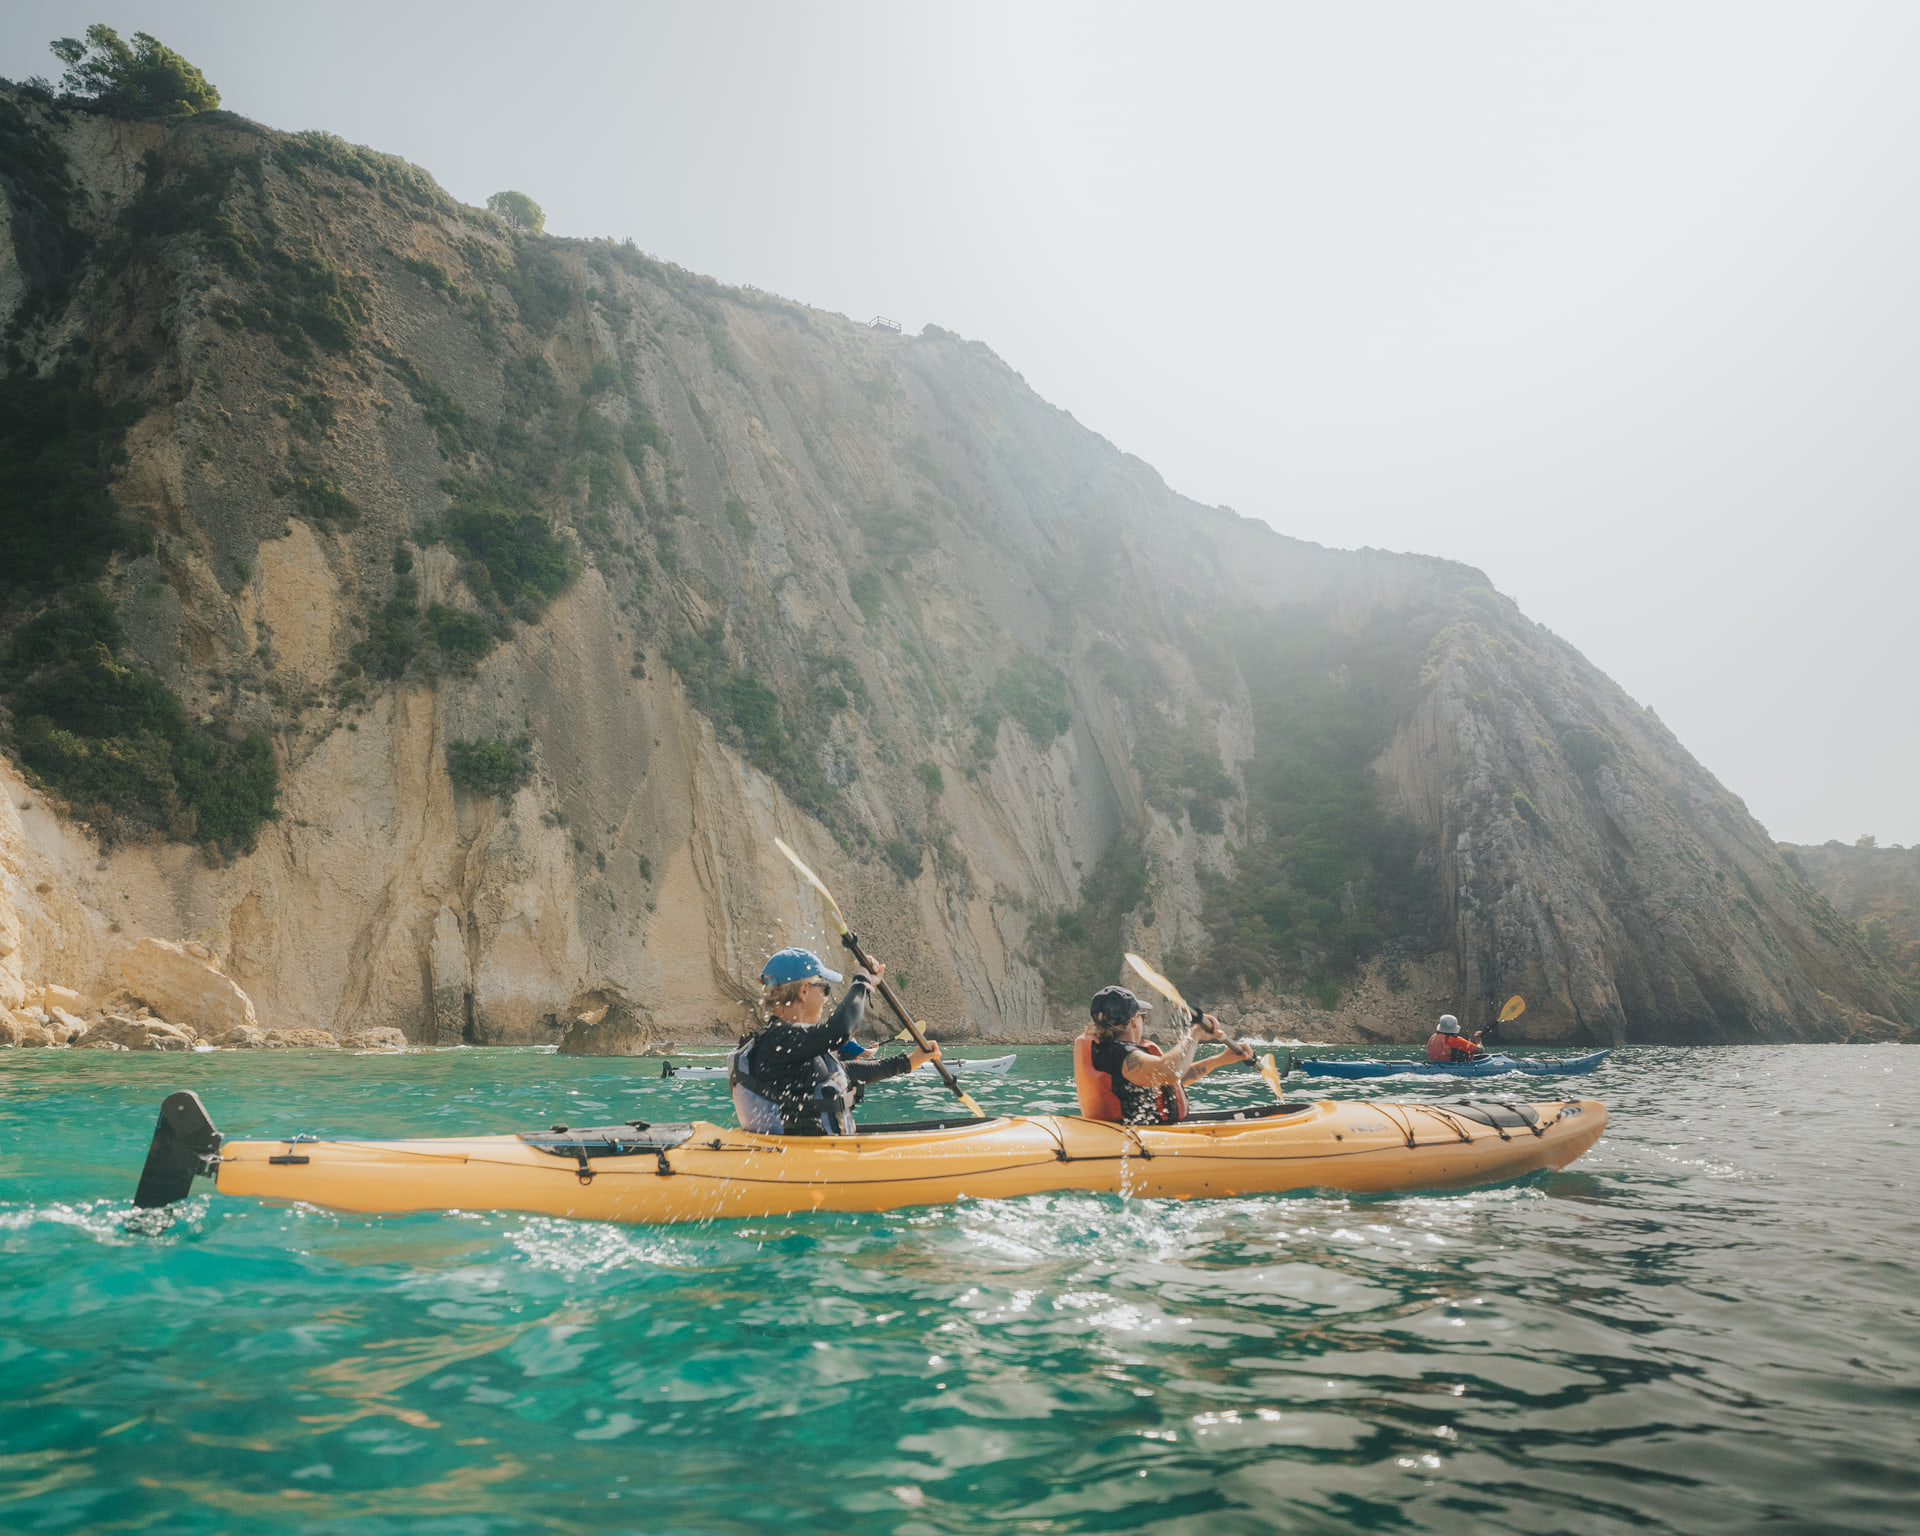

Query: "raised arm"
(1179, 1014), (1253, 1084)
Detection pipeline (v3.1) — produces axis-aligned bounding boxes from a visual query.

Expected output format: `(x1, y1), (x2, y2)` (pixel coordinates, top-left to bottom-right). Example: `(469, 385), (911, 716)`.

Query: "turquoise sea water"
(2, 1044), (1914, 1534)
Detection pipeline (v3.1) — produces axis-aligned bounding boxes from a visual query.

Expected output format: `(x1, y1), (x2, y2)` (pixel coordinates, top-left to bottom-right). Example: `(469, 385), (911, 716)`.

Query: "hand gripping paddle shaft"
(775, 838), (984, 1117)
(1123, 952), (1284, 1097)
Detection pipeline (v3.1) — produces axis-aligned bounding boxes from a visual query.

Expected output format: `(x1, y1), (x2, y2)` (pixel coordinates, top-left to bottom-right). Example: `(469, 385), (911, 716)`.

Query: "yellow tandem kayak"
(135, 1092), (1606, 1224)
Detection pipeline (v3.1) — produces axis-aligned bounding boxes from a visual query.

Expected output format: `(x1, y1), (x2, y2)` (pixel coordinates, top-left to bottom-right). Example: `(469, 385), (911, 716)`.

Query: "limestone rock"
(262, 1029), (341, 1049)
(49, 1007), (87, 1040)
(119, 939), (260, 1040)
(90, 1014), (197, 1051)
(427, 906), (469, 1047)
(557, 1000), (661, 1056)
(211, 1024), (269, 1048)
(31, 985), (86, 1014)
(341, 1026), (408, 1051)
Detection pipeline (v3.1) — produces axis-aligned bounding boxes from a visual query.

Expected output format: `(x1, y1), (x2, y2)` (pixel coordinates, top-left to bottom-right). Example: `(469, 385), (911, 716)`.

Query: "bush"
(351, 574), (418, 680)
(622, 410), (665, 464)
(664, 623), (837, 813)
(1135, 731), (1235, 833)
(50, 25), (219, 117)
(810, 651), (867, 712)
(446, 735), (531, 797)
(278, 132), (451, 211)
(725, 497), (756, 540)
(916, 761), (944, 796)
(389, 357), (475, 458)
(120, 151), (256, 270)
(974, 655), (1072, 755)
(3, 589), (277, 849)
(1186, 605), (1445, 998)
(847, 569), (884, 619)
(487, 190), (545, 234)
(0, 369), (144, 608)
(289, 472), (359, 524)
(215, 250), (363, 358)
(427, 603), (494, 666)
(0, 96), (92, 318)
(441, 490), (578, 614)
(1030, 838), (1150, 1011)
(884, 836), (924, 882)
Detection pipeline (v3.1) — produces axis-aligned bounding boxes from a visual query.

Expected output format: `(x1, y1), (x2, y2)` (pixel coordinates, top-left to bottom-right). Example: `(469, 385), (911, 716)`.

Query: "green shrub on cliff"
(446, 735), (531, 797)
(440, 488), (578, 617)
(973, 655), (1072, 756)
(0, 369), (146, 607)
(2, 589), (277, 850)
(1185, 604), (1445, 997)
(49, 25), (219, 117)
(487, 190), (545, 235)
(427, 604), (495, 667)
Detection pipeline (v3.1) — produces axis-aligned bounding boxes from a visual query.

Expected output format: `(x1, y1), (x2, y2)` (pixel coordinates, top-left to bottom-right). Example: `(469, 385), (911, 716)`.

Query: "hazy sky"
(6, 3), (1916, 845)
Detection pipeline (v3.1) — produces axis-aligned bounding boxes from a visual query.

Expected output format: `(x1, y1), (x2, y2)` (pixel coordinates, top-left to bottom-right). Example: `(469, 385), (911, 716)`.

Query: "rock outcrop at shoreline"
(0, 88), (1911, 1049)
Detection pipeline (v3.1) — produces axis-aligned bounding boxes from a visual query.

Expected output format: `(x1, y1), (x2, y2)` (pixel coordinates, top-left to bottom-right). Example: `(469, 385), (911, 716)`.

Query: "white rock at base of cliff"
(49, 1007), (87, 1040)
(120, 938), (260, 1038)
(261, 1029), (341, 1050)
(341, 1026), (408, 1051)
(90, 1014), (198, 1051)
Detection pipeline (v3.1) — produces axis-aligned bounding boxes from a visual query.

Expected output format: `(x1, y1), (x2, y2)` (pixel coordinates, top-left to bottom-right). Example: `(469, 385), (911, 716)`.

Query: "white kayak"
(659, 1053), (1017, 1080)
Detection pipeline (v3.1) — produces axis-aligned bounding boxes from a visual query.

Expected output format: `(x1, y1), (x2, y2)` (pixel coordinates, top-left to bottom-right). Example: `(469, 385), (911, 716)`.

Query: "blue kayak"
(1296, 1049), (1612, 1080)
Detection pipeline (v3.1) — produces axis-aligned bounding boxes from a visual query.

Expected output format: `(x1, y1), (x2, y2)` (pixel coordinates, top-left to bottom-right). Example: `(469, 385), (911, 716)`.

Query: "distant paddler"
(1426, 995), (1526, 1063)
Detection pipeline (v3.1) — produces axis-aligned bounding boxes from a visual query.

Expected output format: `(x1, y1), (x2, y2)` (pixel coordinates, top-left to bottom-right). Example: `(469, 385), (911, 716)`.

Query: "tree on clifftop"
(48, 24), (220, 116)
(487, 190), (546, 234)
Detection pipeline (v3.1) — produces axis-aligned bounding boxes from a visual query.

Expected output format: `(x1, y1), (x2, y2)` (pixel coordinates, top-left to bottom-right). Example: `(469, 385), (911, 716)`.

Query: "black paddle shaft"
(1182, 999), (1255, 1063)
(839, 931), (967, 1097)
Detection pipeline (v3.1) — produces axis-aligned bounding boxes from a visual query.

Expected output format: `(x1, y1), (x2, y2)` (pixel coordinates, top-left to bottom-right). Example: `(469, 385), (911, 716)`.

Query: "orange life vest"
(1074, 1035), (1189, 1123)
(1427, 1033), (1477, 1063)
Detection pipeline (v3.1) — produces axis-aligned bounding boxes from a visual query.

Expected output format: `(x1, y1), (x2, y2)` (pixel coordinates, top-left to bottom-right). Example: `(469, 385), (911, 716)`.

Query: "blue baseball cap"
(760, 947), (844, 987)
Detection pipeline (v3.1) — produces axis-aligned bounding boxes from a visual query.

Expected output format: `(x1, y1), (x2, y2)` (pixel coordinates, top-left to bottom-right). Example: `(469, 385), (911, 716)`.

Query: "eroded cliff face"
(1785, 843), (1920, 1002)
(1373, 598), (1911, 1042)
(0, 95), (1909, 1047)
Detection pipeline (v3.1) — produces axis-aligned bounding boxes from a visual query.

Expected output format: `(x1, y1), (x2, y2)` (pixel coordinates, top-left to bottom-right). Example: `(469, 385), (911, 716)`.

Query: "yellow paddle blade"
(1498, 995), (1527, 1024)
(959, 1091), (985, 1117)
(774, 836), (849, 934)
(1259, 1052), (1285, 1097)
(1124, 951), (1192, 1017)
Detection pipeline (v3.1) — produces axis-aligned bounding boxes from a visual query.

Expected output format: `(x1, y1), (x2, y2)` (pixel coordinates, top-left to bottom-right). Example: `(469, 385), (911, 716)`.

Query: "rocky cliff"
(1, 90), (1910, 1048)
(1784, 843), (1920, 1003)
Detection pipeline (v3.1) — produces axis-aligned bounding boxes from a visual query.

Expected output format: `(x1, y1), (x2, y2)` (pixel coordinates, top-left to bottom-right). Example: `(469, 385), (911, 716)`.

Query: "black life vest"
(729, 1032), (856, 1136)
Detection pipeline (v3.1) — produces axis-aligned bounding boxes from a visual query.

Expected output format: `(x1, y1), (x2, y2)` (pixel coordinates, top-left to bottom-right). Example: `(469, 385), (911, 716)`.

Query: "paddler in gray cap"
(1072, 984), (1251, 1124)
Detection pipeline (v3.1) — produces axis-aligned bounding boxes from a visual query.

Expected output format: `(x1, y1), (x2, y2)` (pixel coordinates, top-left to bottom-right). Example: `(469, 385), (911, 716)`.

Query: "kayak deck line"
(139, 1092), (1608, 1223)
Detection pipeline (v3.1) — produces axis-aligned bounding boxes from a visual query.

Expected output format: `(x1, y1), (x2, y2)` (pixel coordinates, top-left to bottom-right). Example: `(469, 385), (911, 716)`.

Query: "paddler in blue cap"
(728, 947), (941, 1135)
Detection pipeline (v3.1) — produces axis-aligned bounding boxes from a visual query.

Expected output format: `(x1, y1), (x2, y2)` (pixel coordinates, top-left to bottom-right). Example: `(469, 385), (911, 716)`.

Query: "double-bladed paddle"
(774, 837), (985, 1118)
(1122, 952), (1284, 1098)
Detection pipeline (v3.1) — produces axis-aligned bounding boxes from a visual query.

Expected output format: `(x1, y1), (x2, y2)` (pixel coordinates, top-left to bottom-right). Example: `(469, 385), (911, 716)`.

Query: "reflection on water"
(1, 1044), (1916, 1533)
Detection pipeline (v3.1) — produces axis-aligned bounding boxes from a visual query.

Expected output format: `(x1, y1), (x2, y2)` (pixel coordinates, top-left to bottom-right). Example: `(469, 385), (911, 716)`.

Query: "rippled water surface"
(2, 1044), (1915, 1534)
